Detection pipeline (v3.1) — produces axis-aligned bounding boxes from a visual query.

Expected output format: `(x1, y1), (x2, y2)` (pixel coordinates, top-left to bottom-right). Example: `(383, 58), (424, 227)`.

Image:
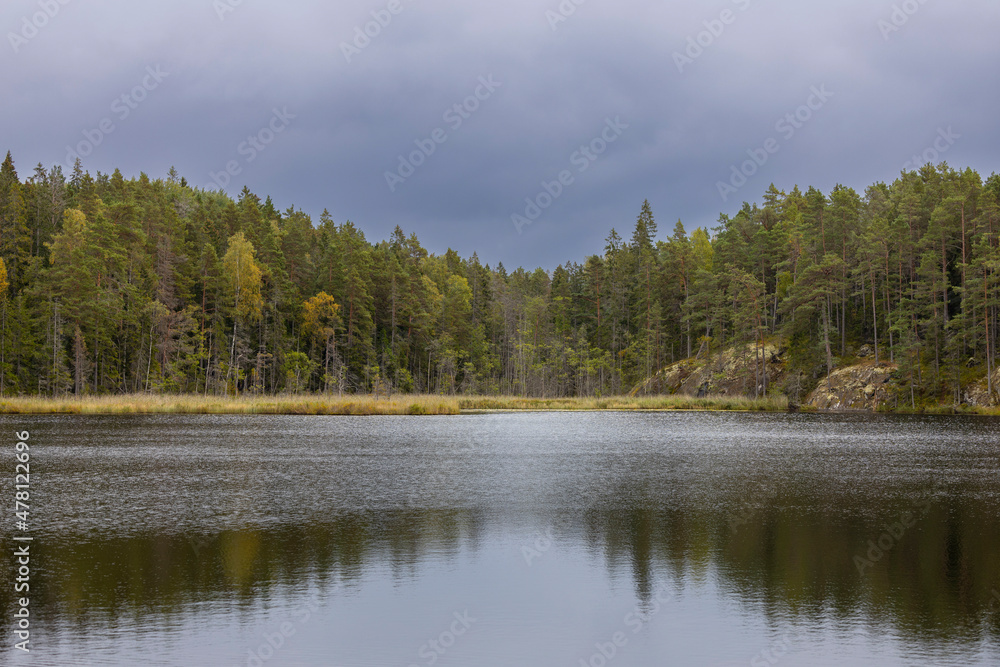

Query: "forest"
(0, 150), (996, 405)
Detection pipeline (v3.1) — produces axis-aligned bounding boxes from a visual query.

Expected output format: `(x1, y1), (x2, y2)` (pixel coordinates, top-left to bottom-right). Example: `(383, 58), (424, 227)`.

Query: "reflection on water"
(1, 413), (999, 665)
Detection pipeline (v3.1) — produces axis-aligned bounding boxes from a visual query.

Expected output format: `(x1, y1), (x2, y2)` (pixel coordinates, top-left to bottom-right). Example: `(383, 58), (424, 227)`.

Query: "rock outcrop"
(633, 341), (997, 412)
(804, 361), (897, 411)
(630, 342), (787, 398)
(963, 369), (1000, 407)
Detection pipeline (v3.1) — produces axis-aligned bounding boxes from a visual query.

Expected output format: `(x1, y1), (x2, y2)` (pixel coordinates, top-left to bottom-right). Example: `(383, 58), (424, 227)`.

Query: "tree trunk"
(870, 266), (879, 366)
(229, 319), (238, 396)
(987, 270), (993, 401)
(821, 297), (833, 377)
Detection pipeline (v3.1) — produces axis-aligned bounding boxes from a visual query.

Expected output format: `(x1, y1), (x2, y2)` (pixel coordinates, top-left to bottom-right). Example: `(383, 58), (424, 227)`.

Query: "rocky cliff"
(630, 342), (787, 398)
(963, 368), (1000, 408)
(803, 361), (897, 411)
(634, 341), (998, 412)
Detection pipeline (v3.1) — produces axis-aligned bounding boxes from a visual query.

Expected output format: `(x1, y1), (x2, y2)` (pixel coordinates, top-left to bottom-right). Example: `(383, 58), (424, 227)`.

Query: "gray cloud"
(1, 0), (997, 269)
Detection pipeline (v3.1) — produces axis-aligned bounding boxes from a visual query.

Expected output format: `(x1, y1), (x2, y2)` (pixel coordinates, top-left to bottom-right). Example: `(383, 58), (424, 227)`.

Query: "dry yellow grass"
(0, 393), (789, 415)
(0, 394), (461, 415)
(458, 394), (788, 412)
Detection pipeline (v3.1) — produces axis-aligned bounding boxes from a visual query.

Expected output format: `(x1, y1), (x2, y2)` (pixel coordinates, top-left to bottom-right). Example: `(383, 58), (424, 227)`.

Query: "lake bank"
(0, 393), (995, 415)
(0, 393), (788, 415)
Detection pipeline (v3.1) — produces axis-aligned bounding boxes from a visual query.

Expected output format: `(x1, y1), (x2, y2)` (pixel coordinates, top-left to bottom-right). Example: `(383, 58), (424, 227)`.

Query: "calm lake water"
(2, 412), (1000, 666)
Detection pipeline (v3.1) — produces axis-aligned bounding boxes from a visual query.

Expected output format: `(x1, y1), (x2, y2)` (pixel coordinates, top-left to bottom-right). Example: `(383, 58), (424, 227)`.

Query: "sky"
(1, 0), (998, 270)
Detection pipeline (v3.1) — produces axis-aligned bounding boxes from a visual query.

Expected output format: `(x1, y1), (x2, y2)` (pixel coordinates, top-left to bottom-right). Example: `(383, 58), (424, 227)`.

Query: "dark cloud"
(1, 0), (997, 269)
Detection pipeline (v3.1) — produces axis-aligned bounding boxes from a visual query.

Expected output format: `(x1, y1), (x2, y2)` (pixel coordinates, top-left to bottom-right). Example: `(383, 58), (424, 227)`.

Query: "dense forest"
(0, 150), (996, 404)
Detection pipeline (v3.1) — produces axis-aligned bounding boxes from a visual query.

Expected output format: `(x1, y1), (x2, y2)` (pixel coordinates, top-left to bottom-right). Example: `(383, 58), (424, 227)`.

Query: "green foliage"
(0, 153), (996, 405)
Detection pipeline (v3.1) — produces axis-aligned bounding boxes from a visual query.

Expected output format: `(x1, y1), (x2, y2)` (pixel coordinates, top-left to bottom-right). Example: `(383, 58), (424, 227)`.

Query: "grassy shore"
(0, 393), (789, 415)
(0, 394), (461, 415)
(457, 394), (788, 412)
(907, 403), (1000, 417)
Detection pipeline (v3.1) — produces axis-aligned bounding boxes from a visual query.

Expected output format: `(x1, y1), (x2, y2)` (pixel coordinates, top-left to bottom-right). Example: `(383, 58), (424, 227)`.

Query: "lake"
(2, 412), (999, 666)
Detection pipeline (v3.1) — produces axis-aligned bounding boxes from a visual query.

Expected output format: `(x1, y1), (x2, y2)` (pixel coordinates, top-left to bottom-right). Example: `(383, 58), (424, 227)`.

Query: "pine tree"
(0, 152), (30, 289)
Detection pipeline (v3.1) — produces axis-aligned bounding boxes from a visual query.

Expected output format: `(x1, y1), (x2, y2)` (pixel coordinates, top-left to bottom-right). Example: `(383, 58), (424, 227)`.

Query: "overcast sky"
(2, 0), (998, 269)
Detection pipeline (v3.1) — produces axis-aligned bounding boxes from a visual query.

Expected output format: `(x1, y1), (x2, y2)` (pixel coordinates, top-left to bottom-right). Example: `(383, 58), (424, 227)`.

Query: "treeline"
(0, 151), (997, 401)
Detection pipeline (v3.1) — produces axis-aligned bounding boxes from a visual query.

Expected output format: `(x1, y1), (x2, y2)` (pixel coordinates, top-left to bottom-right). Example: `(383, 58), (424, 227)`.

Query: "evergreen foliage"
(1, 152), (997, 402)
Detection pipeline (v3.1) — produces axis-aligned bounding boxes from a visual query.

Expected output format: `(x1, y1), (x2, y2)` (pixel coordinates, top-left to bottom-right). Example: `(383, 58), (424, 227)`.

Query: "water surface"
(2, 412), (999, 666)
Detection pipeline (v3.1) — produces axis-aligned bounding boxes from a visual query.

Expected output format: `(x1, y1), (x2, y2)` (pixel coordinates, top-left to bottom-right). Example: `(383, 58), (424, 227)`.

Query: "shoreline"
(0, 394), (995, 416)
(0, 393), (783, 415)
